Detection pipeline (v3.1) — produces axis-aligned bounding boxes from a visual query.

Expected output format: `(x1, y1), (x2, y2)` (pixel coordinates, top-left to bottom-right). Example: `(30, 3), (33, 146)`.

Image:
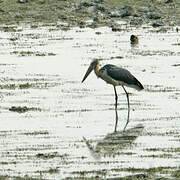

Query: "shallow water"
(0, 23), (179, 179)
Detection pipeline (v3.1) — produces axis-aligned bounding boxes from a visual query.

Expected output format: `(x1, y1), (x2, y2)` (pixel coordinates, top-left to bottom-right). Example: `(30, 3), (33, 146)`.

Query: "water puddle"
(0, 23), (179, 179)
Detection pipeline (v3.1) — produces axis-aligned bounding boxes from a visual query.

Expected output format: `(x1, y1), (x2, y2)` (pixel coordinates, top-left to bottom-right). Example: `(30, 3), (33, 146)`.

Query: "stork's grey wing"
(103, 64), (143, 90)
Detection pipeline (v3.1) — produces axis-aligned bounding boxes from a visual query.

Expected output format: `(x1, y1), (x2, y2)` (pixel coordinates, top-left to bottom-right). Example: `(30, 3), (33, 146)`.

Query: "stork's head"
(81, 59), (99, 83)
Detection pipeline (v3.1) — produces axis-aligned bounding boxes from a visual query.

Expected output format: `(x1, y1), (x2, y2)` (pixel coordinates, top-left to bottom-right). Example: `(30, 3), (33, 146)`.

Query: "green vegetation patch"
(0, 84), (16, 89)
(0, 25), (19, 32)
(0, 175), (10, 180)
(9, 106), (41, 113)
(172, 43), (180, 46)
(111, 166), (177, 178)
(36, 152), (68, 159)
(0, 161), (17, 165)
(36, 167), (59, 174)
(19, 83), (32, 89)
(172, 169), (180, 178)
(23, 130), (49, 136)
(0, 175), (40, 180)
(11, 51), (56, 57)
(111, 56), (124, 59)
(72, 169), (107, 177)
(0, 82), (53, 90)
(0, 83), (32, 89)
(13, 176), (39, 180)
(141, 153), (173, 158)
(145, 147), (180, 153)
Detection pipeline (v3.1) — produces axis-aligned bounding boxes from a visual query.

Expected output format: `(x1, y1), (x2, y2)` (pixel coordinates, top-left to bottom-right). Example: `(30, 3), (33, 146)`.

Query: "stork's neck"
(94, 63), (100, 77)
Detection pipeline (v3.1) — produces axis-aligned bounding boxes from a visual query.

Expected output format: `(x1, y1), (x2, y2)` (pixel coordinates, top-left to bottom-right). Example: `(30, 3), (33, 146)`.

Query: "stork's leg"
(114, 108), (118, 132)
(122, 86), (130, 130)
(113, 86), (118, 109)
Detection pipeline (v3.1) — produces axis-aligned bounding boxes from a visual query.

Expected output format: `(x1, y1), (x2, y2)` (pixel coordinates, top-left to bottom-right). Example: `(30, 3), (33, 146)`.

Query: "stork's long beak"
(82, 65), (93, 83)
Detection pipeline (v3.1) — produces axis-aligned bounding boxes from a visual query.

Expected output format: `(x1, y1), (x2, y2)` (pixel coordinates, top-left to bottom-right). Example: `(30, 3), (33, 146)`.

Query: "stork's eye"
(100, 69), (104, 73)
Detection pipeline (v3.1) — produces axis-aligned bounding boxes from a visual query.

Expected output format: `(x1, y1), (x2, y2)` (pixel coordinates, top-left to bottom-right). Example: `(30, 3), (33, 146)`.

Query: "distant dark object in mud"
(119, 5), (134, 18)
(146, 12), (161, 20)
(130, 35), (139, 44)
(172, 64), (180, 67)
(94, 0), (104, 3)
(17, 0), (28, 3)
(118, 173), (148, 180)
(17, 0), (45, 4)
(165, 0), (174, 3)
(111, 26), (122, 32)
(9, 106), (40, 113)
(151, 21), (164, 28)
(9, 106), (29, 113)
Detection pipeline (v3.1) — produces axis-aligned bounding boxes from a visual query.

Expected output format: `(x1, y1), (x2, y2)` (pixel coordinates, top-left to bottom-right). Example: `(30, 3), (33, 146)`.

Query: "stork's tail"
(135, 78), (144, 91)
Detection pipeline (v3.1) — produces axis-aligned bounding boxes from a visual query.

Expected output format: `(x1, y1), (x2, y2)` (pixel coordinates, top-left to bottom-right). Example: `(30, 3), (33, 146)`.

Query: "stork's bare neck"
(94, 62), (100, 77)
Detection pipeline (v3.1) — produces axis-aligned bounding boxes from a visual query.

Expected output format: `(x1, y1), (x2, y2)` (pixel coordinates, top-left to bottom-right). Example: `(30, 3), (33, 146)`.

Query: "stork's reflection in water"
(114, 104), (131, 132)
(83, 108), (144, 159)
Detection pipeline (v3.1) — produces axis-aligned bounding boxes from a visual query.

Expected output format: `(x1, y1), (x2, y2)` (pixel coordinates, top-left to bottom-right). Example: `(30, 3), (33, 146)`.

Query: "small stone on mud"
(146, 12), (161, 20)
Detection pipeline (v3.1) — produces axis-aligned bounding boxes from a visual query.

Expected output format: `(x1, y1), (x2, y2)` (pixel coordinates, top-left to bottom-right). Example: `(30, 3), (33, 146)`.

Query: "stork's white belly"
(99, 69), (119, 86)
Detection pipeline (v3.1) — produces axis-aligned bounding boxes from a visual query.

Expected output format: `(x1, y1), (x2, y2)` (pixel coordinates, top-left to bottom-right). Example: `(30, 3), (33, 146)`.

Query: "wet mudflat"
(0, 23), (179, 179)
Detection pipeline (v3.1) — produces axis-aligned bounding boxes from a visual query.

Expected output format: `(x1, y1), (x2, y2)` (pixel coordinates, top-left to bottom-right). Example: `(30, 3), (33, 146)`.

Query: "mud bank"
(0, 0), (180, 29)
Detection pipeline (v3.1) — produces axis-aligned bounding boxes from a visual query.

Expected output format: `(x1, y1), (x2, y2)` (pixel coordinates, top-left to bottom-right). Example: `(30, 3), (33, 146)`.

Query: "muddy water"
(0, 23), (179, 179)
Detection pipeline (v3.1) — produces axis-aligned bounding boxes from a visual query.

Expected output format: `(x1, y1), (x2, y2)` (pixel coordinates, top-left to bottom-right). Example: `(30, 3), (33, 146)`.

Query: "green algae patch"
(9, 106), (41, 113)
(0, 83), (32, 89)
(11, 51), (56, 57)
(22, 130), (49, 136)
(36, 152), (68, 159)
